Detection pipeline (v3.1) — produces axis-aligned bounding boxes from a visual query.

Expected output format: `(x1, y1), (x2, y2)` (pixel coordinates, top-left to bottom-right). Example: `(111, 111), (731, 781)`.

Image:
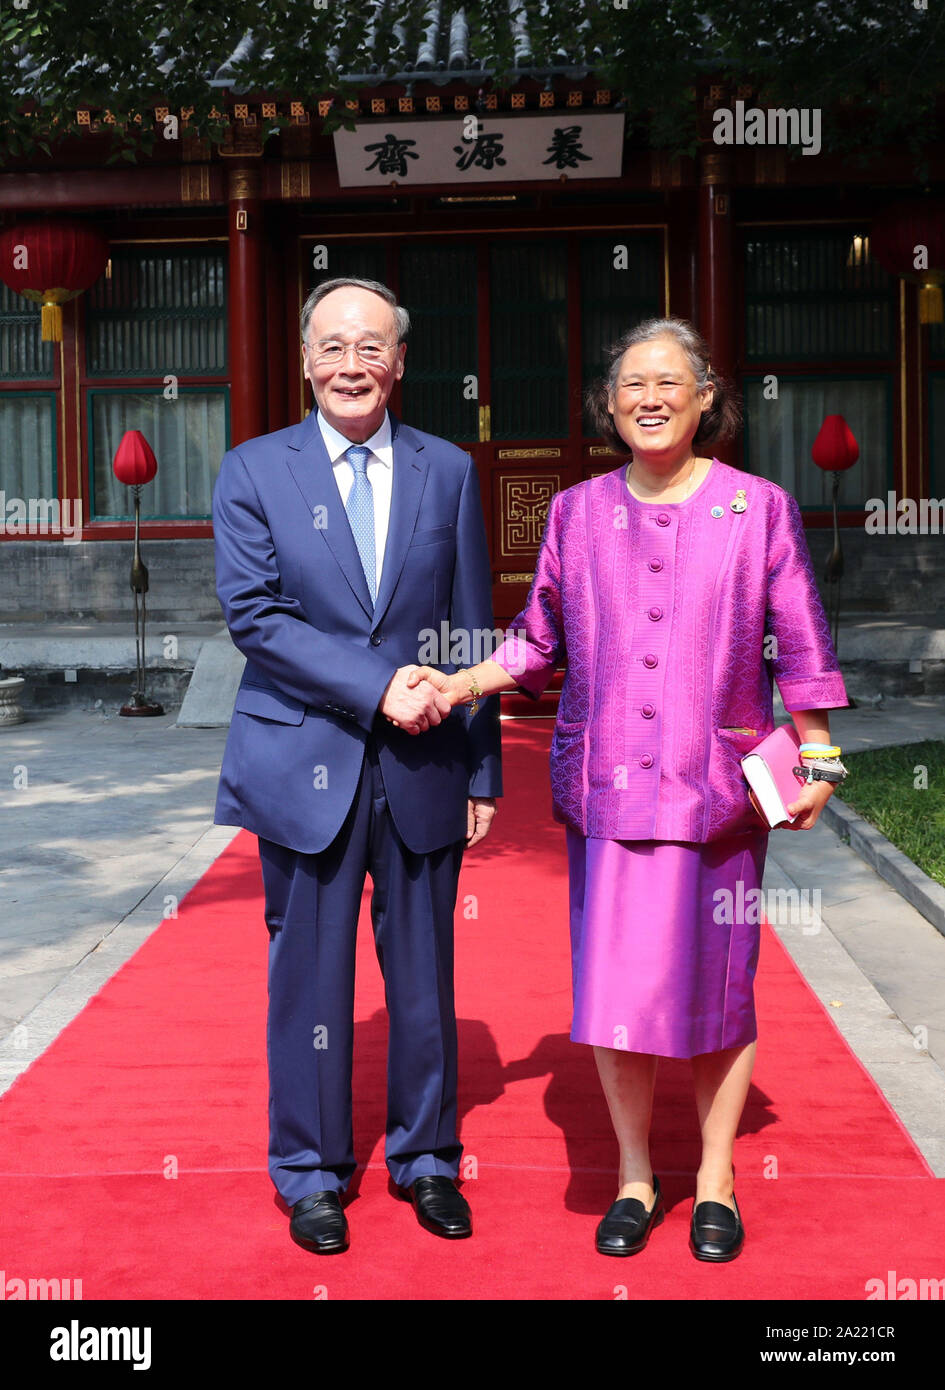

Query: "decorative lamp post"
(870, 198), (945, 324)
(811, 413), (859, 657)
(0, 219), (109, 341)
(112, 430), (164, 717)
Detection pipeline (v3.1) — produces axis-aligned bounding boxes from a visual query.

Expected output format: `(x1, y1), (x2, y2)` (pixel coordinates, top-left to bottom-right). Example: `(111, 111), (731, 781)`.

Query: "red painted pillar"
(697, 147), (735, 384)
(227, 162), (267, 445)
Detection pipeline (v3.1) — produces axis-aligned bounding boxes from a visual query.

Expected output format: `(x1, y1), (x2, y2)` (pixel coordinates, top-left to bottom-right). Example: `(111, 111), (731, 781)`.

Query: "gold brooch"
(730, 489), (747, 513)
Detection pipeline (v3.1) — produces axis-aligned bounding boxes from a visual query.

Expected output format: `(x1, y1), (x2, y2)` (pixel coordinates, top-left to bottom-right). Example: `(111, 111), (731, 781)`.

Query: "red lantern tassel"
(40, 301), (63, 341)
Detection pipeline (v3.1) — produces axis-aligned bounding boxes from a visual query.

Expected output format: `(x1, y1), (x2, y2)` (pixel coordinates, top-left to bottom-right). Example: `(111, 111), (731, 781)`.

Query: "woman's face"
(608, 336), (713, 465)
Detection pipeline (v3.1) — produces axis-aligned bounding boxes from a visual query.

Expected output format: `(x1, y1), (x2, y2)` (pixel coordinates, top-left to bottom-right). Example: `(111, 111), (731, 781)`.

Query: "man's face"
(302, 287), (406, 442)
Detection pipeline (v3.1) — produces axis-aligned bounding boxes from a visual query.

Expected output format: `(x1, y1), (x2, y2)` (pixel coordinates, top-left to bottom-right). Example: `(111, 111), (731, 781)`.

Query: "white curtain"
(0, 395), (56, 500)
(91, 391), (226, 519)
(744, 378), (890, 507)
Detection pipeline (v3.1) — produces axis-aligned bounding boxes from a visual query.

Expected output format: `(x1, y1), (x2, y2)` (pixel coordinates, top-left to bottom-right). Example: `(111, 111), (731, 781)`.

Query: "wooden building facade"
(1, 50), (942, 628)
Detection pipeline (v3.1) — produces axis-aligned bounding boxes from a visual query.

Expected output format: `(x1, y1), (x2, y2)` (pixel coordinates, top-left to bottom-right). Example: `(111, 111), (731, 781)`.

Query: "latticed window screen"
(581, 234), (663, 435)
(490, 241), (568, 439)
(308, 245), (388, 302)
(744, 230), (896, 360)
(0, 393), (57, 501)
(85, 249), (227, 376)
(400, 244), (477, 442)
(0, 285), (54, 380)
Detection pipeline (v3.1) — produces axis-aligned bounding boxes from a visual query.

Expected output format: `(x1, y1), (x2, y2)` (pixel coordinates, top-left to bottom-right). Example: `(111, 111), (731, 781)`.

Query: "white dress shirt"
(316, 409), (393, 596)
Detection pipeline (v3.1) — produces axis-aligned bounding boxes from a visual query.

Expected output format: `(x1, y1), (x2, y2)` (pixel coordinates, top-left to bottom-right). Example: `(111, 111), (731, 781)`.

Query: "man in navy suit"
(212, 278), (501, 1253)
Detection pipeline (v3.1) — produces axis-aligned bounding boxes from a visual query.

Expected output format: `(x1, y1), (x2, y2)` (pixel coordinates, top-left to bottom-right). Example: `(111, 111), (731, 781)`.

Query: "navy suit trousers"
(258, 737), (465, 1203)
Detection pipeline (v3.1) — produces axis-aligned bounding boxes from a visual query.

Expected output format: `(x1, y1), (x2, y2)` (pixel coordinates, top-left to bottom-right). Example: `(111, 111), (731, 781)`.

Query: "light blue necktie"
(344, 444), (377, 605)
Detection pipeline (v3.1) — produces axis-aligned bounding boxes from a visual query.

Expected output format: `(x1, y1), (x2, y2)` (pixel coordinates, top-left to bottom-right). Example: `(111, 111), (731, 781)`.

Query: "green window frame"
(0, 391), (59, 517)
(87, 386), (230, 521)
(742, 373), (894, 509)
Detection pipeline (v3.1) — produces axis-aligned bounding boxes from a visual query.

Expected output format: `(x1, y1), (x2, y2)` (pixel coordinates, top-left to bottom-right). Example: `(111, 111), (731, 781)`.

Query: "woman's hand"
(785, 778), (836, 830)
(405, 665), (464, 706)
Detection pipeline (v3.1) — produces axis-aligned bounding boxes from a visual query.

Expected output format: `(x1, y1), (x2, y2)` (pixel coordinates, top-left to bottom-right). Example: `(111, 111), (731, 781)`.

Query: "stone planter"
(0, 676), (26, 726)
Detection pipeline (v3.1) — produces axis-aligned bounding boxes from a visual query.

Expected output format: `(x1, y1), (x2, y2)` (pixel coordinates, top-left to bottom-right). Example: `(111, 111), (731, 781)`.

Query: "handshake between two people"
(377, 663), (499, 848)
(377, 664), (466, 736)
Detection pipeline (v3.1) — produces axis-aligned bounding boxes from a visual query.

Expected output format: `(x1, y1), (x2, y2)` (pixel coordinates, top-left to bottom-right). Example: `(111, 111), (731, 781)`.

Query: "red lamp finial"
(812, 414), (859, 472)
(112, 429), (158, 487)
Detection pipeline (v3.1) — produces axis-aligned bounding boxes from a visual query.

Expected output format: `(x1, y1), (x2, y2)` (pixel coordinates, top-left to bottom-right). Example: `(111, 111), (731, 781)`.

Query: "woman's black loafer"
(689, 1193), (744, 1261)
(596, 1176), (665, 1256)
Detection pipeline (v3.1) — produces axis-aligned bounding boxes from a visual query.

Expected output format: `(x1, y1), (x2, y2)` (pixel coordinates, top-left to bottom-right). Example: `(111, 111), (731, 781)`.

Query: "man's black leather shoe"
(595, 1176), (664, 1256)
(401, 1176), (472, 1238)
(689, 1194), (744, 1262)
(289, 1190), (349, 1254)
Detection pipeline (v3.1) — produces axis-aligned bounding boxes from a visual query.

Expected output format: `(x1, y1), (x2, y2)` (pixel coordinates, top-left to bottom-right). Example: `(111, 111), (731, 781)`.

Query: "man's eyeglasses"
(310, 340), (397, 366)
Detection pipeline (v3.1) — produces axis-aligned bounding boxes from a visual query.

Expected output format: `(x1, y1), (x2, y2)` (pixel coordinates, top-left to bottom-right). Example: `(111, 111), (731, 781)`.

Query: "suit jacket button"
(642, 703), (655, 718)
(640, 753), (654, 768)
(370, 633), (382, 646)
(643, 653), (658, 668)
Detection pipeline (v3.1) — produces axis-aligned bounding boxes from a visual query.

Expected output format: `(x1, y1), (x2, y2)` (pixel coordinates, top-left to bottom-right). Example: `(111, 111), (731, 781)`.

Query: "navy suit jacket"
(212, 409), (502, 855)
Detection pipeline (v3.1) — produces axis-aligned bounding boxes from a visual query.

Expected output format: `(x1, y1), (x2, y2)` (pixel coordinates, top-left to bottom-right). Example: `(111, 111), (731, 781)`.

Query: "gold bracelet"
(457, 669), (482, 715)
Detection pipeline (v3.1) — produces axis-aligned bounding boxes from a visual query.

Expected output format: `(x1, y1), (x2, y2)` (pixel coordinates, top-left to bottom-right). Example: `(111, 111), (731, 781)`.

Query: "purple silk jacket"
(491, 459), (848, 843)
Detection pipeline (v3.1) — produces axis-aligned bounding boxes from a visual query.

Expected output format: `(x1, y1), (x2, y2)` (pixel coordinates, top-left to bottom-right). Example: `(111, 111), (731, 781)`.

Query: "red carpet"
(1, 722), (941, 1300)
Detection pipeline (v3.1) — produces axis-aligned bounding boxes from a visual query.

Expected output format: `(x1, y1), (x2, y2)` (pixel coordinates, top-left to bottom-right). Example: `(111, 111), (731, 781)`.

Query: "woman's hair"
(585, 317), (743, 454)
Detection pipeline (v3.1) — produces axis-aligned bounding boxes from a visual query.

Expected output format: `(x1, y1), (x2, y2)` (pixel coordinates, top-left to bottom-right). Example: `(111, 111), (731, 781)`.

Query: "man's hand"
(785, 778), (836, 830)
(466, 797), (496, 848)
(405, 665), (462, 705)
(379, 666), (451, 735)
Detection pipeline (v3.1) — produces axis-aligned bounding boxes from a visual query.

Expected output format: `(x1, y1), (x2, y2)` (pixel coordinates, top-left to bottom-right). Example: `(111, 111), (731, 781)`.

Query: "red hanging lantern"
(0, 219), (109, 341)
(811, 414), (859, 472)
(870, 198), (945, 325)
(112, 429), (158, 487)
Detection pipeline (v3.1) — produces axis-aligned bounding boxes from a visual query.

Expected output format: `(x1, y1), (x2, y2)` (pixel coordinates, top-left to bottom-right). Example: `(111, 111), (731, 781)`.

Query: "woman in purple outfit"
(409, 318), (848, 1261)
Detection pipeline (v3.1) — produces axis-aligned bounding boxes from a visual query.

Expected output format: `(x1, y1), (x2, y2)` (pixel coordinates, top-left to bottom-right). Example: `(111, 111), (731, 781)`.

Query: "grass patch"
(833, 740), (945, 889)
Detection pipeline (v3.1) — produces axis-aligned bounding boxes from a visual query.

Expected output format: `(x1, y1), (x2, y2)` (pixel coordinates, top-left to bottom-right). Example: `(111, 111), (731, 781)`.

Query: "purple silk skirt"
(566, 828), (769, 1059)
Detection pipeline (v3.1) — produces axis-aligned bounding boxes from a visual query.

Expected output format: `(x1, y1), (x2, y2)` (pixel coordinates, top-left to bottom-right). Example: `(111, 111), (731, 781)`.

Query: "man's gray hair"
(301, 277), (410, 345)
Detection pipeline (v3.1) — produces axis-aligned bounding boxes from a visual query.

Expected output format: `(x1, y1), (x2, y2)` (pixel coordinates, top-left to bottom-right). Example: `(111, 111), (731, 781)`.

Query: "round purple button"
(643, 653), (658, 668)
(640, 753), (654, 768)
(648, 557), (663, 572)
(648, 606), (663, 621)
(642, 703), (655, 718)
(656, 513), (671, 527)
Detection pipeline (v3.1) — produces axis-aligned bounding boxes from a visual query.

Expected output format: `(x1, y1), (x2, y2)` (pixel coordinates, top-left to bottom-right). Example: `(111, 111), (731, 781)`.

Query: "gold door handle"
(478, 404), (491, 442)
